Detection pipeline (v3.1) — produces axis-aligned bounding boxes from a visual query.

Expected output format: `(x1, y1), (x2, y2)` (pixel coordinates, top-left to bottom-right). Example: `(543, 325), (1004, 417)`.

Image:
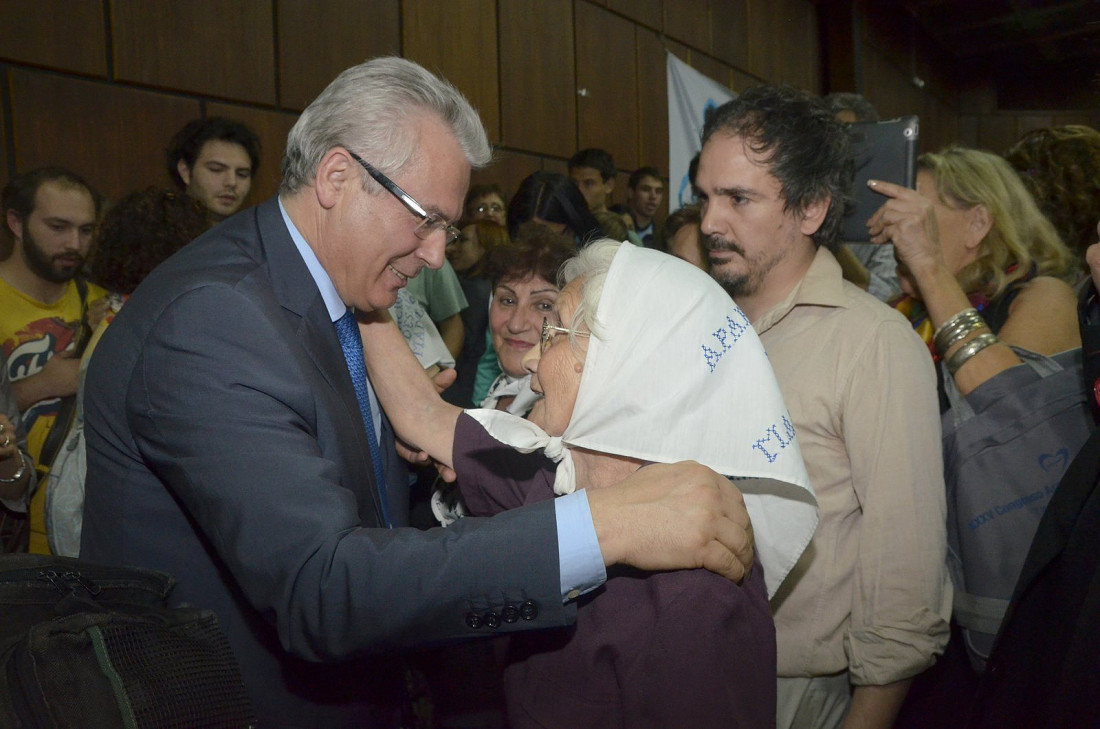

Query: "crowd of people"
(1, 55), (1099, 729)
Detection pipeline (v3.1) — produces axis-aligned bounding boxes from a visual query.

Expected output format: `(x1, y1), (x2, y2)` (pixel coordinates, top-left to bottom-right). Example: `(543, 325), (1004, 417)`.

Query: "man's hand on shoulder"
(585, 461), (754, 583)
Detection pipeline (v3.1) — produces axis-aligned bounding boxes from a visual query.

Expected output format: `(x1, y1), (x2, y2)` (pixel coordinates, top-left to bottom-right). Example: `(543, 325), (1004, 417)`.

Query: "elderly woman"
(472, 223), (575, 413)
(867, 147), (1083, 713)
(361, 240), (816, 728)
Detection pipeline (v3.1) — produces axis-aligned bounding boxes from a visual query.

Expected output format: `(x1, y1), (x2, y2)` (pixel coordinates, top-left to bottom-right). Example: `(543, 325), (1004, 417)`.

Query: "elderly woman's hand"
(866, 179), (949, 291)
(586, 461), (755, 584)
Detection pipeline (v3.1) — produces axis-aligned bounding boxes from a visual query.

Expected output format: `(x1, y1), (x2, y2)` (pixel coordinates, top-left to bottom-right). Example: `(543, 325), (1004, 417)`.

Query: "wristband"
(0, 450), (27, 484)
(934, 307), (987, 355)
(946, 332), (999, 376)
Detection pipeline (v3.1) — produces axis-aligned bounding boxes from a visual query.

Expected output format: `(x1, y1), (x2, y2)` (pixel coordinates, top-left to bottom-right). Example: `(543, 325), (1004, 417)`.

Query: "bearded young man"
(0, 167), (106, 553)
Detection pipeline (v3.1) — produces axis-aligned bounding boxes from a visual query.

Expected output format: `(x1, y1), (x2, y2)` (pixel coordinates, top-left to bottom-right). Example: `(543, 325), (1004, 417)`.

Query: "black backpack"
(0, 554), (256, 728)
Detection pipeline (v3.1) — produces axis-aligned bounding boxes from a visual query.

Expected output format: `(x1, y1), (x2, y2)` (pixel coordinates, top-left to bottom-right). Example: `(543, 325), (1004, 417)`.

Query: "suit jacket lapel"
(252, 198), (389, 526)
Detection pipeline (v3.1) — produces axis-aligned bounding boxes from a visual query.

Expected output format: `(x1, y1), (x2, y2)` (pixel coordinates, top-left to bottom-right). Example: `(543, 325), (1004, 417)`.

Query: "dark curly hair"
(568, 148), (616, 181)
(89, 187), (210, 294)
(1005, 125), (1100, 263)
(506, 171), (604, 244)
(166, 117), (261, 188)
(482, 221), (576, 288)
(701, 85), (854, 249)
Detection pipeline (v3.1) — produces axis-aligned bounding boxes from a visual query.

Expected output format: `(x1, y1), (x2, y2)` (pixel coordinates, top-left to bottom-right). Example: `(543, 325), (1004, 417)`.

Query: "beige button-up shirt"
(757, 247), (951, 685)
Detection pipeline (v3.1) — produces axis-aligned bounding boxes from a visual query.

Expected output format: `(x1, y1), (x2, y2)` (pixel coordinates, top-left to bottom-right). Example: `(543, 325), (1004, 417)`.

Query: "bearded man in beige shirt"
(695, 85), (951, 729)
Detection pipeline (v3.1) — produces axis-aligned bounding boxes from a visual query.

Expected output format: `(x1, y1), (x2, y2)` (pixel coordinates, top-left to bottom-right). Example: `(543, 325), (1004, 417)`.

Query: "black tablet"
(841, 116), (919, 243)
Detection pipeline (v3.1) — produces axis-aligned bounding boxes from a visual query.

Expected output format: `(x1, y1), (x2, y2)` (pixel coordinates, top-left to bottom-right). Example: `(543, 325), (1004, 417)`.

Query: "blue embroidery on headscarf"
(702, 307), (752, 372)
(752, 415), (796, 463)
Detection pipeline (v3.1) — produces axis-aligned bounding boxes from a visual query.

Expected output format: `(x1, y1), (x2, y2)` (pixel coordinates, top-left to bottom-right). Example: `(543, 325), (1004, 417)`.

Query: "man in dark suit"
(80, 58), (754, 728)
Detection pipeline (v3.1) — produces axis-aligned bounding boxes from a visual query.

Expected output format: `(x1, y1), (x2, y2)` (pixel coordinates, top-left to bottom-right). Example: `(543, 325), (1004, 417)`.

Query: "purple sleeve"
(453, 412), (557, 517)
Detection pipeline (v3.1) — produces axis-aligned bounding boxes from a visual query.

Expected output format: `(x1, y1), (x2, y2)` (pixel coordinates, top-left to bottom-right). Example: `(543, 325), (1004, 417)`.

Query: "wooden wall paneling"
(956, 115), (979, 148)
(403, 0), (500, 144)
(575, 1), (639, 171)
(499, 0), (576, 158)
(471, 148), (546, 204)
(731, 68), (758, 92)
(709, 0), (748, 70)
(862, 46), (916, 120)
(608, 0), (662, 30)
(0, 95), (7, 259)
(8, 69), (200, 203)
(278, 0), (400, 111)
(666, 41), (693, 68)
(1014, 115), (1055, 140)
(1054, 112), (1100, 129)
(540, 156), (569, 176)
(636, 27), (669, 174)
(205, 102), (299, 202)
(777, 0), (820, 91)
(664, 0), (711, 55)
(111, 0), (276, 105)
(817, 0), (855, 93)
(611, 170), (629, 209)
(0, 0), (108, 77)
(977, 115), (1020, 156)
(745, 0), (820, 90)
(918, 96), (955, 155)
(742, 0), (768, 81)
(0, 80), (8, 179)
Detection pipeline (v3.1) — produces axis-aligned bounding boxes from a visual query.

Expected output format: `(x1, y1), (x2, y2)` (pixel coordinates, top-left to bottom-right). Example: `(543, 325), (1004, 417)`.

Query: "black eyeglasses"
(347, 150), (461, 245)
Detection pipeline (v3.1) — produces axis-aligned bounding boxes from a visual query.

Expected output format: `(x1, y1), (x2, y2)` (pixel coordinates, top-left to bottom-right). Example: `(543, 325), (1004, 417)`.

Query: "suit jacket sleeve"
(128, 282), (572, 661)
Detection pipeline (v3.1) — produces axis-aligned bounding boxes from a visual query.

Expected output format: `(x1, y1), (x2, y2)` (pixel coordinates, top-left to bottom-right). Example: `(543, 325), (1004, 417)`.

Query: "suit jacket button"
(483, 610), (501, 629)
(501, 604), (520, 623)
(519, 600), (538, 621)
(465, 612), (483, 629)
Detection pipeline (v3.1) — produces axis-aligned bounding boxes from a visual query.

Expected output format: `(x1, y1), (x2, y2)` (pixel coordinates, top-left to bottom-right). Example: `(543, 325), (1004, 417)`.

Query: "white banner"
(667, 52), (736, 212)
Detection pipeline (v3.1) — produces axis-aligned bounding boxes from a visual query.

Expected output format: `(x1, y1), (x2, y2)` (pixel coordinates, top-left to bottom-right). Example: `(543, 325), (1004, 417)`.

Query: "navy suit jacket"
(81, 198), (571, 728)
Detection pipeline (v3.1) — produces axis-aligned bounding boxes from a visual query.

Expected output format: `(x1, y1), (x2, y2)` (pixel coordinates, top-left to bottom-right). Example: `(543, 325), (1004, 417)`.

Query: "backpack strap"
(36, 278), (90, 473)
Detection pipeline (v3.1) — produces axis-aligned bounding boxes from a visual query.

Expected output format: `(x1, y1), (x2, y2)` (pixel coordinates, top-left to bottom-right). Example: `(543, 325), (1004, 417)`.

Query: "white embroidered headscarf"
(468, 241), (817, 597)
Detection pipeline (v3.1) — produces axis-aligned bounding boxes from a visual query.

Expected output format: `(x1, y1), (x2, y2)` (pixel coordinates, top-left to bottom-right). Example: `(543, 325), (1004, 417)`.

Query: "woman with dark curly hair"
(1005, 125), (1100, 274)
(44, 187), (209, 556)
(90, 187), (211, 296)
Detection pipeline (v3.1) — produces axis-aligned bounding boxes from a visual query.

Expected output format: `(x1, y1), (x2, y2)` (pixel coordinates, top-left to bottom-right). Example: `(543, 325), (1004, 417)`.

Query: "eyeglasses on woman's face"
(540, 317), (590, 354)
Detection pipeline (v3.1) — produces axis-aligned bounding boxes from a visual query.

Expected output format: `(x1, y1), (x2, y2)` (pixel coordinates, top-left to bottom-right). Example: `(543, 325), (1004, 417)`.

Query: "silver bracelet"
(0, 449), (28, 484)
(946, 332), (999, 376)
(934, 308), (987, 354)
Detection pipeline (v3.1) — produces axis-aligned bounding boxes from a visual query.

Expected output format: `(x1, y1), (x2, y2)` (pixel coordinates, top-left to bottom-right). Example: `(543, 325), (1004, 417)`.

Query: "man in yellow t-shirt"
(1, 167), (105, 554)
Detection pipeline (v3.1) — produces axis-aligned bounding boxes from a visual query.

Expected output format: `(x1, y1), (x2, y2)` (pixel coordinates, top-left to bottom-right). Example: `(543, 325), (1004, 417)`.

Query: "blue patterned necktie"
(334, 310), (391, 527)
